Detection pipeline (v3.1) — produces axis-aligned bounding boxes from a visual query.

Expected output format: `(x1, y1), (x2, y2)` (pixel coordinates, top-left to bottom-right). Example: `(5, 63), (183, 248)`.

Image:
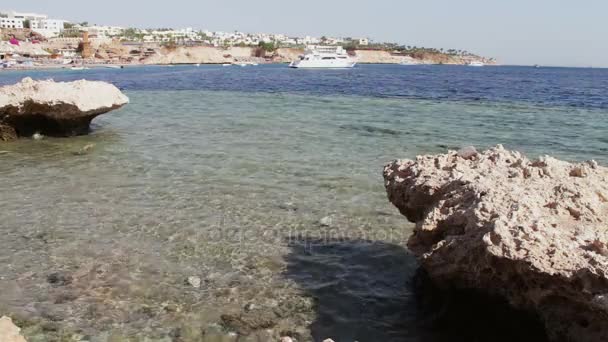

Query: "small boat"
(102, 65), (122, 69)
(222, 63), (232, 67)
(289, 45), (356, 69)
(195, 63), (201, 67)
(468, 61), (484, 67)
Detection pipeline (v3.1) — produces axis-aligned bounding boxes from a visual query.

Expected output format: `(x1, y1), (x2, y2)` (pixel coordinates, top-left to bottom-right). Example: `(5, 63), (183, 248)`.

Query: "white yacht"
(289, 46), (356, 69)
(468, 61), (485, 67)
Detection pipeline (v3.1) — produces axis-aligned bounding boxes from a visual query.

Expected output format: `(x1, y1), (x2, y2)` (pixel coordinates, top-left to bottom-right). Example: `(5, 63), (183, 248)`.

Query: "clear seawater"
(0, 64), (607, 341)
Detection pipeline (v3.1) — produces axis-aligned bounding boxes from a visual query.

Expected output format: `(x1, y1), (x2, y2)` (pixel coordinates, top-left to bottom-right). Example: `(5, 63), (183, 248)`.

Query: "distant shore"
(2, 43), (494, 72)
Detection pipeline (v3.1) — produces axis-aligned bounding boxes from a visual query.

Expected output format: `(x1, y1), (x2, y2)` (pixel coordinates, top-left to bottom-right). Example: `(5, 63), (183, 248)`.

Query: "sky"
(8, 0), (608, 67)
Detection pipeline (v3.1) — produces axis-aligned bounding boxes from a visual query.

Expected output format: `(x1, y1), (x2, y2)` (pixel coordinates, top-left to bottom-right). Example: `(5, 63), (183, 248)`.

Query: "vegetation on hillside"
(257, 41), (277, 52)
(338, 40), (490, 61)
(122, 28), (146, 41)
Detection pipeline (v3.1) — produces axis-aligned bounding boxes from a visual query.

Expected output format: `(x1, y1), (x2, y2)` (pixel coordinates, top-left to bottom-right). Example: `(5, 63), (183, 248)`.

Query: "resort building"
(3, 10), (47, 22)
(87, 26), (124, 38)
(0, 17), (24, 29)
(0, 10), (67, 37)
(31, 19), (66, 37)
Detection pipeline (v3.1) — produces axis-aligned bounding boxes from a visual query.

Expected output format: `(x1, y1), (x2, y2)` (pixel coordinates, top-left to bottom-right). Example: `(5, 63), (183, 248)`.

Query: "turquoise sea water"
(0, 65), (607, 341)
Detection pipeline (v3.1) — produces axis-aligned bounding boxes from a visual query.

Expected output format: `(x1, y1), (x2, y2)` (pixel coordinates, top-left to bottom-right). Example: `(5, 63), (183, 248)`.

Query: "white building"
(302, 36), (321, 45)
(325, 37), (344, 45)
(0, 17), (24, 29)
(32, 19), (66, 37)
(88, 26), (124, 38)
(0, 10), (66, 37)
(357, 38), (369, 46)
(57, 48), (77, 58)
(4, 10), (47, 21)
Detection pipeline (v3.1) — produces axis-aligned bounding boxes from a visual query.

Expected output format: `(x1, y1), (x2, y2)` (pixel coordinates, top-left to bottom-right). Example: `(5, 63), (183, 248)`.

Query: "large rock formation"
(384, 145), (608, 342)
(142, 46), (260, 64)
(0, 316), (27, 342)
(0, 78), (128, 140)
(0, 28), (46, 42)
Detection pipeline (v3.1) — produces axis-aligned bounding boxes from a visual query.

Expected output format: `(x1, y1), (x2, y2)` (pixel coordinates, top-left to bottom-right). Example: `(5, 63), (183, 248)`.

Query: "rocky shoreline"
(384, 145), (608, 342)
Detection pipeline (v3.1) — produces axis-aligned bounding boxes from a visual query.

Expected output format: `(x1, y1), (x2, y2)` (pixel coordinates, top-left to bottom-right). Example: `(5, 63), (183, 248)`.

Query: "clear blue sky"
(9, 0), (608, 67)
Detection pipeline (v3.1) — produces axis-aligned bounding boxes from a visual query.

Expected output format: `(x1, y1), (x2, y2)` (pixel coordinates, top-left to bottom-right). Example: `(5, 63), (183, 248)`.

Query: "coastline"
(2, 45), (495, 72)
(0, 61), (498, 72)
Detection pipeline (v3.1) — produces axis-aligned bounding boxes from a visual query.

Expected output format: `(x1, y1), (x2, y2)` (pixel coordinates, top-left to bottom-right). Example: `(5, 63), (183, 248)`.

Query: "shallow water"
(0, 65), (607, 341)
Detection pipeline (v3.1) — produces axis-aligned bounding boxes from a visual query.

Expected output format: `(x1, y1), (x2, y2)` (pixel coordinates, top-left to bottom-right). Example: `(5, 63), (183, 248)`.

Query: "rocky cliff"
(355, 50), (494, 65)
(0, 28), (45, 42)
(384, 146), (608, 342)
(139, 46), (490, 65)
(142, 46), (262, 64)
(0, 78), (129, 140)
(272, 48), (304, 63)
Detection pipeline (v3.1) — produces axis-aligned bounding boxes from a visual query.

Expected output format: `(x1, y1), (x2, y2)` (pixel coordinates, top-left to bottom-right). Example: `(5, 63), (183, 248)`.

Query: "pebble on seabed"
(319, 216), (333, 227)
(73, 143), (96, 156)
(187, 276), (201, 288)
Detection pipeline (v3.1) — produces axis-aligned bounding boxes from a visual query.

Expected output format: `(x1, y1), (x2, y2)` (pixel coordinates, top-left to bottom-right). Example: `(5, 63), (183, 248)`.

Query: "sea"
(0, 64), (607, 341)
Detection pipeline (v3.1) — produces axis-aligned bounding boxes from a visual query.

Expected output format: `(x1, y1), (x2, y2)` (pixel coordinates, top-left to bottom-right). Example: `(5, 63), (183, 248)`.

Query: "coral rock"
(0, 77), (128, 139)
(384, 145), (608, 342)
(0, 316), (27, 342)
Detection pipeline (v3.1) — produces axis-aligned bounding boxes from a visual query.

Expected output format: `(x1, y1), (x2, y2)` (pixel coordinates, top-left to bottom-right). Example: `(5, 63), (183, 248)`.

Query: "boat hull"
(289, 60), (356, 69)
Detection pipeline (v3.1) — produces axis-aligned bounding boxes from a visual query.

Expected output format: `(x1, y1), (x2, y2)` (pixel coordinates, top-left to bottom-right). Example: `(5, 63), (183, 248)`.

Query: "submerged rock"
(383, 145), (608, 342)
(72, 143), (95, 156)
(187, 276), (201, 288)
(47, 271), (73, 286)
(0, 316), (27, 342)
(318, 216), (333, 227)
(220, 309), (278, 335)
(0, 77), (128, 140)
